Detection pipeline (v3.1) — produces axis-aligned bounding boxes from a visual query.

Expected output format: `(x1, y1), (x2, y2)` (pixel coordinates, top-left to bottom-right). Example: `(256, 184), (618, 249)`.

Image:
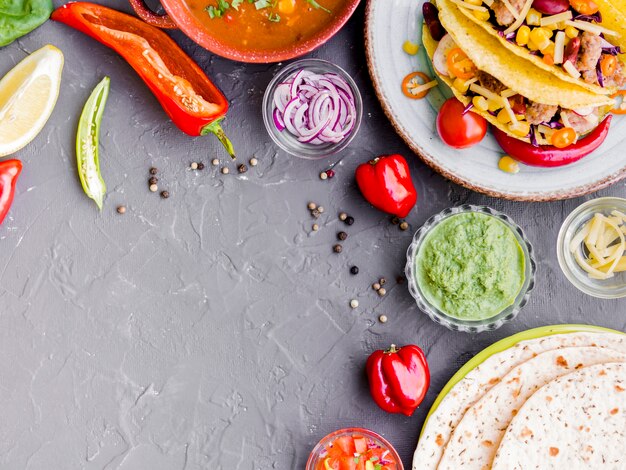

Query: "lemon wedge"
(0, 45), (64, 157)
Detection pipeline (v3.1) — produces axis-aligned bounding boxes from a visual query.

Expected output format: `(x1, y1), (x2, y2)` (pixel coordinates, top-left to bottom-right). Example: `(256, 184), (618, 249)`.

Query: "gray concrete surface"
(1, 2), (625, 469)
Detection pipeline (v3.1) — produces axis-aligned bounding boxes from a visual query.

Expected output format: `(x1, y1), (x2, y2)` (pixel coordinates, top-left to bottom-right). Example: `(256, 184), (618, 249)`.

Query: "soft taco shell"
(437, 346), (626, 470)
(412, 331), (626, 470)
(434, 0), (615, 107)
(492, 362), (626, 469)
(449, 0), (621, 94)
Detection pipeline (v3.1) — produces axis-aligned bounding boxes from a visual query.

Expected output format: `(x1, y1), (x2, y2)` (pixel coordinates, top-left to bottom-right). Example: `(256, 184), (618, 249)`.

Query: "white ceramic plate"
(364, 0), (626, 201)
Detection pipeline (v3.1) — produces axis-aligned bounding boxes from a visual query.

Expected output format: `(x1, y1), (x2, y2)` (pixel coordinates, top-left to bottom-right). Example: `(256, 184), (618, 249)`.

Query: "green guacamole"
(415, 212), (525, 321)
(0, 0), (53, 47)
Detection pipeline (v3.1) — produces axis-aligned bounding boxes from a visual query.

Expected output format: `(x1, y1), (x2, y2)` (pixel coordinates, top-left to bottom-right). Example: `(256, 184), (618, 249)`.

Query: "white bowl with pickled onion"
(262, 59), (362, 159)
(557, 197), (626, 298)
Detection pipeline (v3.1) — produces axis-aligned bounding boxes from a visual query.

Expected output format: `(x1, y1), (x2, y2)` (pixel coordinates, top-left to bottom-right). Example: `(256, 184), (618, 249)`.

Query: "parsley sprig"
(205, 0), (330, 22)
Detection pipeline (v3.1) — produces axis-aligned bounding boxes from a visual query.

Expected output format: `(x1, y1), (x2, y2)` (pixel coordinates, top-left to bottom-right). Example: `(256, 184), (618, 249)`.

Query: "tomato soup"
(183, 0), (348, 51)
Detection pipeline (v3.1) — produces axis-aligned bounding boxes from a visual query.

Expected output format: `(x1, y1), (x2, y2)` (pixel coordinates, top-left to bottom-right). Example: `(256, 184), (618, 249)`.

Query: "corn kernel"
(541, 27), (554, 38)
(526, 8), (542, 26)
(453, 77), (470, 93)
(555, 21), (567, 29)
(402, 40), (420, 55)
(565, 26), (579, 38)
(488, 99), (502, 112)
(530, 28), (551, 51)
(498, 156), (520, 174)
(473, 95), (489, 112)
(527, 40), (539, 51)
(516, 25), (531, 46)
(541, 41), (555, 56)
(473, 9), (490, 21)
(509, 121), (531, 137)
(464, 0), (483, 5)
(497, 109), (511, 124)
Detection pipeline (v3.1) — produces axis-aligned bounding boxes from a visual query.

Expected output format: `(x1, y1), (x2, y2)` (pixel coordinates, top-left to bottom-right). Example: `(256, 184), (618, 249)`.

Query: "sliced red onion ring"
(272, 68), (357, 146)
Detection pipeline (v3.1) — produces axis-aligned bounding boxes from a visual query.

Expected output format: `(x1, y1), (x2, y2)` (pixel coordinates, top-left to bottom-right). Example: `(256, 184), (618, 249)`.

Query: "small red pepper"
(0, 159), (22, 226)
(355, 154), (417, 218)
(51, 2), (235, 158)
(366, 344), (430, 416)
(493, 115), (612, 168)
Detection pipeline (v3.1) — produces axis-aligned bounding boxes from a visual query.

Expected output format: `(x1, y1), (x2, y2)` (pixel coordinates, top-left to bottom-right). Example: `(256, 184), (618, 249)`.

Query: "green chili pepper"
(76, 76), (109, 210)
(0, 0), (53, 47)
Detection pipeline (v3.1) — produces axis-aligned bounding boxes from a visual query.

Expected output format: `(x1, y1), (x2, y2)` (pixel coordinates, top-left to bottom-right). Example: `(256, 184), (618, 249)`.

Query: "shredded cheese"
(540, 11), (572, 27)
(469, 83), (506, 106)
(410, 80), (439, 95)
(561, 111), (572, 128)
(553, 31), (565, 65)
(483, 0), (494, 6)
(500, 0), (520, 20)
(501, 97), (517, 125)
(501, 89), (518, 98)
(563, 60), (581, 79)
(504, 0), (534, 35)
(564, 20), (619, 37)
(570, 211), (626, 279)
(452, 0), (488, 11)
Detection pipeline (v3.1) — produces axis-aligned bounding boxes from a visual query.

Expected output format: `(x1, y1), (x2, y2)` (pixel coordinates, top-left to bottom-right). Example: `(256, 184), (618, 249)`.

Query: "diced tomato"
(334, 436), (356, 456)
(353, 436), (368, 454)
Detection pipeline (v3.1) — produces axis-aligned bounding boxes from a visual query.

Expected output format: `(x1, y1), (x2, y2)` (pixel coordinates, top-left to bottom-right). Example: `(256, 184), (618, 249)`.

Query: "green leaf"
(353, 457), (360, 464)
(254, 0), (271, 9)
(268, 12), (280, 21)
(231, 0), (243, 10)
(306, 0), (330, 12)
(374, 465), (383, 470)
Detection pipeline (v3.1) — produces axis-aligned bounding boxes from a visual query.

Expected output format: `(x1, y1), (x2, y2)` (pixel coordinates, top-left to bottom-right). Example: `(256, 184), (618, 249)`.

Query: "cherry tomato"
(569, 0), (599, 15)
(446, 48), (476, 79)
(437, 98), (488, 148)
(551, 127), (577, 148)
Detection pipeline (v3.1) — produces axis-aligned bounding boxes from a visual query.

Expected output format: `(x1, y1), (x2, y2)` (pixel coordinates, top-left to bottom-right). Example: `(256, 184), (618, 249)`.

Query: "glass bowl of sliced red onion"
(263, 59), (362, 159)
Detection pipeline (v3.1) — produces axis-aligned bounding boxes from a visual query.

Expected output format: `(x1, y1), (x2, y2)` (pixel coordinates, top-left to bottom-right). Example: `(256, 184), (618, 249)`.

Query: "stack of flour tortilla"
(413, 330), (626, 469)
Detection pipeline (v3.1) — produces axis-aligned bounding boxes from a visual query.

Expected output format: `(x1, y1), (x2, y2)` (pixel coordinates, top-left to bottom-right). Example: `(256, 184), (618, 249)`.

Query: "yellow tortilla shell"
(448, 0), (619, 94)
(435, 0), (615, 107)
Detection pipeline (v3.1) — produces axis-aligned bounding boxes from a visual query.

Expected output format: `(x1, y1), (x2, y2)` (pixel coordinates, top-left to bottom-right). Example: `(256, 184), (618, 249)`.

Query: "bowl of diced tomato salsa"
(306, 428), (402, 470)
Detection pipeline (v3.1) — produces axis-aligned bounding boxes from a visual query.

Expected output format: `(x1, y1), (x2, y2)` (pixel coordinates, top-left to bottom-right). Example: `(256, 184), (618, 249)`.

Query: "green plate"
(420, 324), (626, 438)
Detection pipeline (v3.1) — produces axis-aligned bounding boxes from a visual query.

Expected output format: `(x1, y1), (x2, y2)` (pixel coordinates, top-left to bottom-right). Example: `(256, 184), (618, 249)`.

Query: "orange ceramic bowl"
(128, 0), (362, 63)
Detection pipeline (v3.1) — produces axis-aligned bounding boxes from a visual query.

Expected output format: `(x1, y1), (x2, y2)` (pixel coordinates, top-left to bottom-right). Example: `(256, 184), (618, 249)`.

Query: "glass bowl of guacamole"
(405, 205), (536, 333)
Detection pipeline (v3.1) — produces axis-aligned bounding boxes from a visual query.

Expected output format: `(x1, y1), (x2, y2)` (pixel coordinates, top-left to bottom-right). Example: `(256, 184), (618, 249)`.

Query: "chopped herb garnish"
(205, 0), (230, 18)
(369, 456), (379, 461)
(255, 0), (271, 9)
(353, 456), (360, 464)
(306, 0), (331, 13)
(231, 0), (243, 9)
(268, 12), (281, 21)
(374, 465), (383, 470)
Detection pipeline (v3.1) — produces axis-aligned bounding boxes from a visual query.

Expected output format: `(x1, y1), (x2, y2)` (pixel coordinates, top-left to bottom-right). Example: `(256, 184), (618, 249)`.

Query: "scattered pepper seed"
(238, 164), (248, 173)
(350, 299), (359, 309)
(149, 183), (158, 192)
(319, 171), (328, 180)
(311, 209), (321, 218)
(249, 157), (258, 166)
(160, 190), (169, 199)
(117, 205), (126, 214)
(399, 221), (409, 231)
(197, 162), (205, 170)
(308, 202), (317, 210)
(372, 282), (381, 291)
(391, 216), (400, 225)
(148, 176), (158, 185)
(339, 212), (348, 221)
(149, 167), (158, 175)
(345, 216), (355, 226)
(379, 278), (386, 286)
(221, 167), (229, 175)
(350, 266), (359, 275)
(212, 158), (219, 166)
(333, 244), (343, 253)
(317, 206), (325, 213)
(337, 231), (348, 241)
(312, 224), (319, 231)
(378, 288), (387, 297)
(326, 169), (335, 178)
(190, 162), (198, 170)
(379, 314), (388, 323)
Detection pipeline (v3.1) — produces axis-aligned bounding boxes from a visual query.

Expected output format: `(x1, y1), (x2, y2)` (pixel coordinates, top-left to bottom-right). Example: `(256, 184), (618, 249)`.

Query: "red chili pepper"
(51, 2), (235, 158)
(493, 115), (612, 168)
(0, 160), (22, 226)
(366, 344), (430, 416)
(355, 154), (417, 218)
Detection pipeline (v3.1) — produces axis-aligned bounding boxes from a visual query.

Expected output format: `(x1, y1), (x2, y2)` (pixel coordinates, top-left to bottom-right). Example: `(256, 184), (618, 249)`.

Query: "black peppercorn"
(149, 176), (158, 185)
(160, 190), (170, 199)
(337, 231), (348, 241)
(345, 216), (355, 226)
(350, 266), (359, 275)
(333, 244), (343, 253)
(149, 167), (158, 175)
(238, 164), (248, 173)
(197, 162), (205, 170)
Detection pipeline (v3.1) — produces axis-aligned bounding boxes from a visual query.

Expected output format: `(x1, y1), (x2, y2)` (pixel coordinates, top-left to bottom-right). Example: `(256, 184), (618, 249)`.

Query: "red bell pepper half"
(0, 159), (22, 226)
(366, 344), (430, 416)
(493, 115), (612, 168)
(51, 2), (235, 158)
(355, 154), (417, 218)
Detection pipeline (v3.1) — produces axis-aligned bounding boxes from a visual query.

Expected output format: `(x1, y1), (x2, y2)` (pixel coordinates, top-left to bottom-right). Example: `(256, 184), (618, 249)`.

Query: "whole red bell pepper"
(355, 154), (417, 218)
(51, 2), (235, 158)
(0, 159), (22, 226)
(493, 115), (612, 168)
(366, 344), (430, 416)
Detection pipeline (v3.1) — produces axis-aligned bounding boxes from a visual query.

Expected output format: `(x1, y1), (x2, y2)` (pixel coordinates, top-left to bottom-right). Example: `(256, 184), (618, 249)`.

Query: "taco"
(423, 0), (614, 146)
(445, 0), (626, 94)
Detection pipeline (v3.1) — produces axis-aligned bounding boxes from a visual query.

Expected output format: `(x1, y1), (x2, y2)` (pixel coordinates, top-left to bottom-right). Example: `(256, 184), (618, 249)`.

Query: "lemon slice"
(0, 45), (64, 157)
